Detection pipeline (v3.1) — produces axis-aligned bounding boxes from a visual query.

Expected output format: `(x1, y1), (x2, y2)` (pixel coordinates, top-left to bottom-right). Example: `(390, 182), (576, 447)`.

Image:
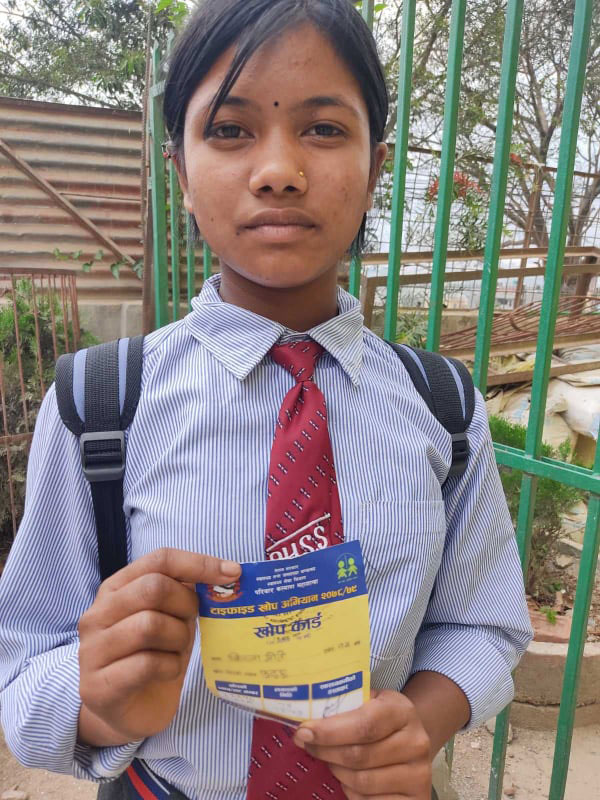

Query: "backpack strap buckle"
(447, 432), (469, 479)
(79, 431), (125, 483)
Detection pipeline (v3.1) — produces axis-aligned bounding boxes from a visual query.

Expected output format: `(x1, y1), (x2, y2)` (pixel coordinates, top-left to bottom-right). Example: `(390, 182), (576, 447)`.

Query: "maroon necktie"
(246, 340), (346, 800)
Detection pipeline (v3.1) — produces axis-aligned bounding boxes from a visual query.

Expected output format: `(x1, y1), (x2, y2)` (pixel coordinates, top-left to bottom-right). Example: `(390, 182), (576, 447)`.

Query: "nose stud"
(298, 170), (305, 178)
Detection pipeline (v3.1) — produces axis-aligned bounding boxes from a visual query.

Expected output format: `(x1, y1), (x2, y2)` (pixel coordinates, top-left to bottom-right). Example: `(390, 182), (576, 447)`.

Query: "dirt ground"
(450, 724), (600, 800)
(2, 723), (599, 800)
(0, 729), (96, 800)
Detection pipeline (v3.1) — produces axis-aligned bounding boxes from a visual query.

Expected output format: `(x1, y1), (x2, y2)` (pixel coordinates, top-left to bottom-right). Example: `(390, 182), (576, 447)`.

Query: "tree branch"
(0, 69), (122, 107)
(31, 0), (83, 40)
(415, 0), (453, 75)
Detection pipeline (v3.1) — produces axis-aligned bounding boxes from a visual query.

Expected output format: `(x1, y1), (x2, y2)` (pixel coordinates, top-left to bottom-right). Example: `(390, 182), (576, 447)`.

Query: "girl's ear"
(173, 156), (194, 215)
(366, 142), (388, 211)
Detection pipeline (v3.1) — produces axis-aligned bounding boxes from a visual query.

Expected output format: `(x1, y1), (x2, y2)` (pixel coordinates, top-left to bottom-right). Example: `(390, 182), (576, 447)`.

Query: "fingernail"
(221, 560), (240, 576)
(295, 727), (315, 744)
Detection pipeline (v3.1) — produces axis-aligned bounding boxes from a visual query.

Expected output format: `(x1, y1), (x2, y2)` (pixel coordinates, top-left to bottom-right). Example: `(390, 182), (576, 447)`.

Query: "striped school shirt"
(0, 274), (532, 800)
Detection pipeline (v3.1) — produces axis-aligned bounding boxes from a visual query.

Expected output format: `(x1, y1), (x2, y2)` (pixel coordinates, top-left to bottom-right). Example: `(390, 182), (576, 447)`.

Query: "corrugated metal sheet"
(0, 97), (143, 302)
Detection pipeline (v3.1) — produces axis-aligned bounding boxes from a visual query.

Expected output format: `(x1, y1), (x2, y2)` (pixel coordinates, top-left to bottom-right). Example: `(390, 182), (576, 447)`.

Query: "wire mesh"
(362, 145), (600, 326)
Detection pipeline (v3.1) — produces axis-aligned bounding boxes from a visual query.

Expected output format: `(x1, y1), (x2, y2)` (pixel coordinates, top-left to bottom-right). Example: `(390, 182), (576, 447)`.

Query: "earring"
(162, 140), (176, 160)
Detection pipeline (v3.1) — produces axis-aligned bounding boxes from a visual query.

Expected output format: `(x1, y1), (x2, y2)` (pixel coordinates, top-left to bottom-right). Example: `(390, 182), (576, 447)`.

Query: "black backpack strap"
(55, 336), (144, 580)
(388, 343), (475, 482)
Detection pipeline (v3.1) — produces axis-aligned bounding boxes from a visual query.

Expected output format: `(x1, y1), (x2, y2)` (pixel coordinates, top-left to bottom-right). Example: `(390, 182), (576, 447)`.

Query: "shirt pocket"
(353, 499), (446, 662)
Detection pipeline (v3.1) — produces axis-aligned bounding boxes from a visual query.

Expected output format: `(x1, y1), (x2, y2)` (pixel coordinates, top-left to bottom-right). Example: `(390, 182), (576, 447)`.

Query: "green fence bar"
(165, 31), (179, 322)
(348, 252), (361, 299)
(149, 42), (169, 328)
(203, 241), (212, 281)
(477, 11), (526, 792)
(493, 444), (599, 496)
(186, 213), (196, 310)
(169, 159), (180, 321)
(426, 0), (467, 351)
(361, 0), (374, 29)
(384, 0), (416, 342)
(549, 440), (600, 799)
(544, 6), (595, 795)
(473, 0), (524, 393)
(488, 706), (512, 800)
(348, 0), (375, 299)
(523, 0), (592, 463)
(444, 737), (455, 771)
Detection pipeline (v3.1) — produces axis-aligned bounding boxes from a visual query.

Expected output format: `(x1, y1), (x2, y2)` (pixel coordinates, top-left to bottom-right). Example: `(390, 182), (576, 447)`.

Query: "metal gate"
(149, 2), (600, 798)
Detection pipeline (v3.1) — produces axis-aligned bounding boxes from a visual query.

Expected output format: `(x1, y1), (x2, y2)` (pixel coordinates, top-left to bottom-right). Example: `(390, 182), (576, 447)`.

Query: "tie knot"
(270, 340), (324, 383)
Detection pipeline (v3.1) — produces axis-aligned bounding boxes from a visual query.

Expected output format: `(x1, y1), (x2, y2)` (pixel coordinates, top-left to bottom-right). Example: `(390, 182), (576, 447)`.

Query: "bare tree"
(376, 0), (600, 258)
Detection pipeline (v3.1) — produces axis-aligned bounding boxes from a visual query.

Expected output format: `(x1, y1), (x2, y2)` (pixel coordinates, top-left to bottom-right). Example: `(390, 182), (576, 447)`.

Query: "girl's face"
(177, 23), (387, 291)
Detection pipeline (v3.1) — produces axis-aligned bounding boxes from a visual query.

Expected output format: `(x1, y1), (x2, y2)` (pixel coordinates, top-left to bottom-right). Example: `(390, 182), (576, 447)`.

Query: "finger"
(81, 611), (194, 670)
(84, 572), (200, 630)
(295, 691), (412, 747)
(329, 762), (431, 798)
(302, 729), (419, 770)
(90, 650), (189, 700)
(98, 548), (240, 595)
(342, 789), (413, 800)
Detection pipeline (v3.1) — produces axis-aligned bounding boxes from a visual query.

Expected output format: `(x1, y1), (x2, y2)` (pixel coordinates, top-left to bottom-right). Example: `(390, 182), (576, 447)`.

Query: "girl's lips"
(244, 224), (317, 242)
(244, 208), (317, 228)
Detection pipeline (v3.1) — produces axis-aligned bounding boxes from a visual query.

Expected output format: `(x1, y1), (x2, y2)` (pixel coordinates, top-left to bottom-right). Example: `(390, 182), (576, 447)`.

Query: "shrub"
(395, 312), (428, 349)
(488, 415), (584, 601)
(0, 280), (98, 564)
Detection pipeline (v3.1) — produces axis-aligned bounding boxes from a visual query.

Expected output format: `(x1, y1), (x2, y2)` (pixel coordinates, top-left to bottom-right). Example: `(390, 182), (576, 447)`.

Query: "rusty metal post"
(0, 358), (18, 539)
(29, 277), (46, 399)
(9, 277), (29, 432)
(70, 274), (81, 350)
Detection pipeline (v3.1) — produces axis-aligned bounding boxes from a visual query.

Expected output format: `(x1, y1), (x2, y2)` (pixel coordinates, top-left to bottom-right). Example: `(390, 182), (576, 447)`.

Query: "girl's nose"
(249, 144), (308, 197)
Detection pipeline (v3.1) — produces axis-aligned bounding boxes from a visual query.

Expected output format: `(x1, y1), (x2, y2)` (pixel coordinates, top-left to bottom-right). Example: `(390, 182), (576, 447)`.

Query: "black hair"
(163, 0), (389, 256)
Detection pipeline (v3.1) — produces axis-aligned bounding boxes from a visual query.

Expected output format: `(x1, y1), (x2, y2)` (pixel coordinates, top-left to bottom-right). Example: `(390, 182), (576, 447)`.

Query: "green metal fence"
(149, 2), (600, 798)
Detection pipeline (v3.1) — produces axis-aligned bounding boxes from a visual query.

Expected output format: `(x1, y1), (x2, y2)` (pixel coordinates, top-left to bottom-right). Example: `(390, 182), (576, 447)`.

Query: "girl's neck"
(217, 263), (340, 331)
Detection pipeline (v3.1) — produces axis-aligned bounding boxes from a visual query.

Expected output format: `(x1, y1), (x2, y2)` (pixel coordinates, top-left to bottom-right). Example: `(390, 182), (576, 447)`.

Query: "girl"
(0, 1), (532, 799)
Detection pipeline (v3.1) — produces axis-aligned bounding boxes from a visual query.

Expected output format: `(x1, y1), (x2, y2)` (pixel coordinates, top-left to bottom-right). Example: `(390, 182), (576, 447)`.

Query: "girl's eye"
(207, 123), (342, 140)
(305, 124), (344, 138)
(209, 124), (249, 139)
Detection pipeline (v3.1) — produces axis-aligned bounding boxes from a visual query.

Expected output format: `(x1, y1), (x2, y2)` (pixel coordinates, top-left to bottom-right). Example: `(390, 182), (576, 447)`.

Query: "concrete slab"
(513, 641), (600, 728)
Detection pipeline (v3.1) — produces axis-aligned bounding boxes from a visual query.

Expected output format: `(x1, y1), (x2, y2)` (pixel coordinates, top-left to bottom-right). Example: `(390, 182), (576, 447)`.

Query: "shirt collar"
(184, 274), (364, 385)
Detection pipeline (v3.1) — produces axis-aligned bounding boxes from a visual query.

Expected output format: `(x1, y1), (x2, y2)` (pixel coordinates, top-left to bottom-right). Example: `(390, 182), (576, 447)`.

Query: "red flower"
(426, 177), (440, 202)
(426, 171), (483, 202)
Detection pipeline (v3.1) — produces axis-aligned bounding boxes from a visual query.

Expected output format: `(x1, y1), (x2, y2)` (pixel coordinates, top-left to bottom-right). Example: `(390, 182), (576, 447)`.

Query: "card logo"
(336, 554), (359, 582)
(208, 580), (242, 603)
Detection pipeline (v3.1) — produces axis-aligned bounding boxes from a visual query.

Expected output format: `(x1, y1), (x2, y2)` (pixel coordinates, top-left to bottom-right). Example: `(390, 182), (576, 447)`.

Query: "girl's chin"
(222, 261), (338, 290)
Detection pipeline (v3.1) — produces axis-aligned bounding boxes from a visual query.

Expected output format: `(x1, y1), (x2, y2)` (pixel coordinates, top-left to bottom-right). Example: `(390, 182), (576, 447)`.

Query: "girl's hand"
(77, 548), (241, 746)
(293, 689), (432, 800)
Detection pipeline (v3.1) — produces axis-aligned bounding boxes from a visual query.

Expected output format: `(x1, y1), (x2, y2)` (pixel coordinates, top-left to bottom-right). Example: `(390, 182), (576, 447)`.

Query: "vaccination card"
(196, 540), (370, 724)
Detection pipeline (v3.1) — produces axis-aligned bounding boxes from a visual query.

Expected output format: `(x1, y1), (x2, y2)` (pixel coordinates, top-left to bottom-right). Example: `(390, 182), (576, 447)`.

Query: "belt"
(124, 759), (185, 799)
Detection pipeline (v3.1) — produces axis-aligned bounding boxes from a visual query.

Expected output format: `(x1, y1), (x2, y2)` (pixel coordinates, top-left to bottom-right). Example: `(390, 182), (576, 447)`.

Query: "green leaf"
(131, 259), (143, 279)
(53, 247), (69, 261)
(110, 263), (121, 279)
(70, 250), (82, 260)
(541, 606), (557, 625)
(374, 3), (387, 11)
(94, 249), (104, 261)
(81, 262), (93, 272)
(155, 0), (173, 12)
